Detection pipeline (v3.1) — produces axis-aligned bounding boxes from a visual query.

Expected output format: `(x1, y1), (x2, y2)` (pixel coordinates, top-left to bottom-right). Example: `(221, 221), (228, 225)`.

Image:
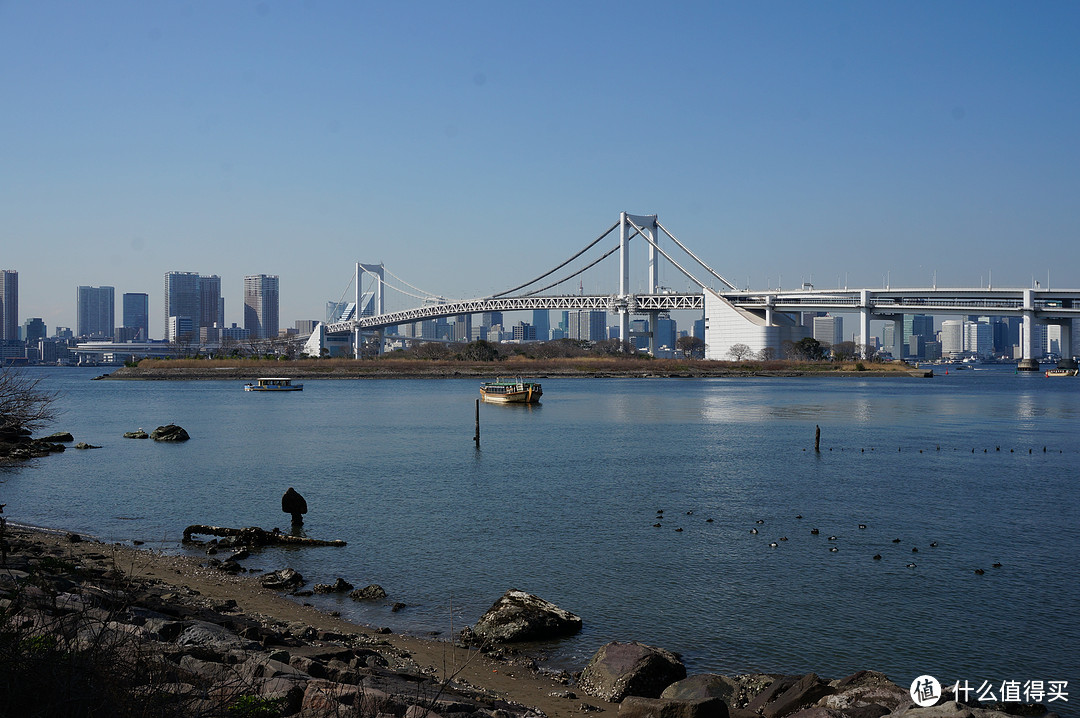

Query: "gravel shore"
(1, 525), (610, 718)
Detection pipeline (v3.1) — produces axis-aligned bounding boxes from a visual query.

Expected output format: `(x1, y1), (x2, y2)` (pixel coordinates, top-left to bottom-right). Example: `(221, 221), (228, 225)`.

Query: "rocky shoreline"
(0, 525), (1055, 718)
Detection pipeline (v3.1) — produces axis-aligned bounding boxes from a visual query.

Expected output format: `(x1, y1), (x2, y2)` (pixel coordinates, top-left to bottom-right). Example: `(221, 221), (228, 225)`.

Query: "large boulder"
(349, 584), (387, 601)
(620, 695), (728, 718)
(260, 568), (305, 591)
(663, 674), (748, 708)
(580, 641), (687, 702)
(151, 424), (190, 442)
(468, 589), (582, 643)
(818, 671), (908, 714)
(745, 673), (833, 718)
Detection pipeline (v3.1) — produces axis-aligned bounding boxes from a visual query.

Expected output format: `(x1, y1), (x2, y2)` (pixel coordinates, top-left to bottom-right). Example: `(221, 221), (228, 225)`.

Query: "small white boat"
(1045, 368), (1078, 377)
(244, 377), (303, 392)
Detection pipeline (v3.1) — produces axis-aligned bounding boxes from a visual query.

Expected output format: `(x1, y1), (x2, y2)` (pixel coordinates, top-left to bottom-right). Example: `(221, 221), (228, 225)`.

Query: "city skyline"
(4, 3), (1080, 338)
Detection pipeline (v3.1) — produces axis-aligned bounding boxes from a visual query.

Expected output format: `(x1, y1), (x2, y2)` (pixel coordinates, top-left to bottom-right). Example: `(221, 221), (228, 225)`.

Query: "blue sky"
(3, 1), (1079, 339)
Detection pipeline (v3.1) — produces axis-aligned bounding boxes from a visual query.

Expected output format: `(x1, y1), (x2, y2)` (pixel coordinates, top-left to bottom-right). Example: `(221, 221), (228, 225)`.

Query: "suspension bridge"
(305, 212), (1080, 368)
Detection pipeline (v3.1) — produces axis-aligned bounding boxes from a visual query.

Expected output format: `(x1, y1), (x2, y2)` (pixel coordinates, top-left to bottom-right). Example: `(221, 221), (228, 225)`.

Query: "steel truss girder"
(324, 293), (703, 334)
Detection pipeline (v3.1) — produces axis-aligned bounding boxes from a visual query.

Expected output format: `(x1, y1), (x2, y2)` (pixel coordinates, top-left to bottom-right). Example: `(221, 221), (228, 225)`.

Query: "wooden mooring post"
(474, 398), (480, 446)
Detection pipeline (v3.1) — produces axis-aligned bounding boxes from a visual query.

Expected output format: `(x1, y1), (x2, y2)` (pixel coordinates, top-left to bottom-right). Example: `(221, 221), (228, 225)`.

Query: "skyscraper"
(199, 275), (223, 331)
(23, 318), (46, 344)
(164, 272), (200, 342)
(0, 270), (17, 342)
(122, 293), (149, 341)
(532, 310), (550, 342)
(244, 274), (279, 340)
(76, 285), (115, 339)
(903, 314), (934, 358)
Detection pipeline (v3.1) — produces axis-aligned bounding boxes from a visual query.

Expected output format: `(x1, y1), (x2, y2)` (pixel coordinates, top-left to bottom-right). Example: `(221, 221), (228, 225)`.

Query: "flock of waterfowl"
(651, 509), (1001, 575)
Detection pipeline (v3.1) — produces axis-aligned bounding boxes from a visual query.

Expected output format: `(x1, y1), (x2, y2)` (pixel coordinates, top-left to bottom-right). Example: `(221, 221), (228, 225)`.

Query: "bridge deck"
(324, 287), (1080, 334)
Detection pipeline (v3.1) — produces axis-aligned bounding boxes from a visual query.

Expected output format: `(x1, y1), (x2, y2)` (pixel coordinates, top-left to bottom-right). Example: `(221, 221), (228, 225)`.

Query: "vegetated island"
(104, 357), (929, 381)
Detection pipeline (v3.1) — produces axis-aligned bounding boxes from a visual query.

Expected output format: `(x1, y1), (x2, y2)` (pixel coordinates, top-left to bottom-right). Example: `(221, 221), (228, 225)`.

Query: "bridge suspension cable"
(522, 244), (622, 296)
(626, 216), (714, 291)
(376, 265), (452, 303)
(656, 220), (737, 290)
(490, 220), (619, 298)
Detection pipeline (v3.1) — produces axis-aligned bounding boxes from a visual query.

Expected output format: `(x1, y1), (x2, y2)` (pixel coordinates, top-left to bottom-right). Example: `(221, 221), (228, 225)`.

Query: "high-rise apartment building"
(0, 270), (17, 341)
(512, 322), (536, 341)
(198, 275), (224, 331)
(940, 319), (964, 358)
(76, 285), (115, 339)
(244, 274), (279, 340)
(964, 321), (993, 358)
(453, 314), (472, 342)
(568, 310), (607, 341)
(812, 315), (843, 347)
(164, 272), (200, 341)
(122, 293), (149, 341)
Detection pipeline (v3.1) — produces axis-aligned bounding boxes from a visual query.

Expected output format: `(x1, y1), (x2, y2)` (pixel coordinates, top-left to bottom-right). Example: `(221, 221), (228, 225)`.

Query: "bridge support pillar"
(1045, 319), (1072, 365)
(1019, 288), (1039, 370)
(648, 310), (659, 356)
(859, 290), (872, 359)
(892, 316), (904, 362)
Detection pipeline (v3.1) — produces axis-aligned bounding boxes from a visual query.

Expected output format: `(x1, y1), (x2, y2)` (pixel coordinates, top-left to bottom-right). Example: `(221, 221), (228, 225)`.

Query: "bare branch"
(0, 368), (59, 434)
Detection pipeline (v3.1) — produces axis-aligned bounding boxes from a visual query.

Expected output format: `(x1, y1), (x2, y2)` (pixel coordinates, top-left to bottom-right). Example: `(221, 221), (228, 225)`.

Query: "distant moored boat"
(244, 377), (304, 391)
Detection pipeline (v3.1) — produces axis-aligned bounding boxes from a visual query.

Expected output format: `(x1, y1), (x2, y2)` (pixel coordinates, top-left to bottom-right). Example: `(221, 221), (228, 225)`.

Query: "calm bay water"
(3, 366), (1078, 706)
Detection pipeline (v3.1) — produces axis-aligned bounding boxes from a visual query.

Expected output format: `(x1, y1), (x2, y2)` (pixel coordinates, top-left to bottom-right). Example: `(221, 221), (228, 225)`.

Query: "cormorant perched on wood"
(282, 487), (308, 525)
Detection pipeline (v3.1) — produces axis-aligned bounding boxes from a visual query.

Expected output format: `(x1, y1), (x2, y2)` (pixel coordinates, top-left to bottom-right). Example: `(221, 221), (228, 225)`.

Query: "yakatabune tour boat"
(479, 379), (542, 404)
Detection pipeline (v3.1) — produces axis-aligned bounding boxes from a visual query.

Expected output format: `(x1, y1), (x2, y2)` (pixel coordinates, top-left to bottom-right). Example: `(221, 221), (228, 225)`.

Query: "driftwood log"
(182, 525), (346, 547)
